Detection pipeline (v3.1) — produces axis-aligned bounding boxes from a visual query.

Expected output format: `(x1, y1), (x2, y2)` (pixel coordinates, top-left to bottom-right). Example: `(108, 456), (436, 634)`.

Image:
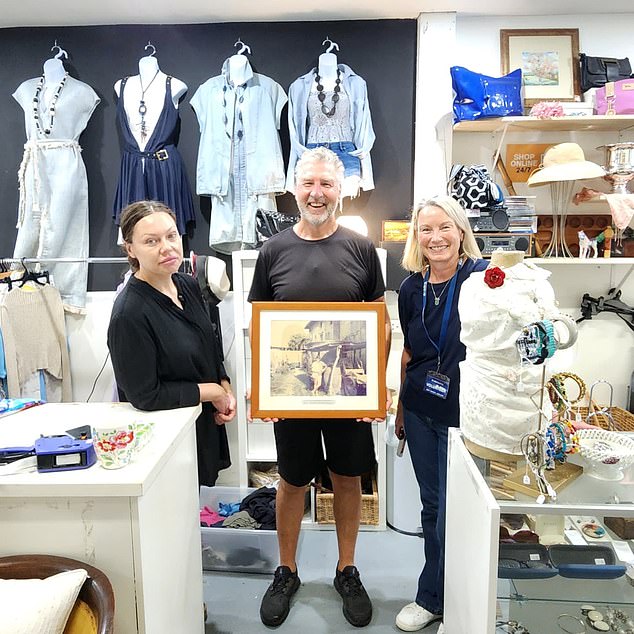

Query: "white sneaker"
(437, 624), (445, 634)
(396, 602), (442, 631)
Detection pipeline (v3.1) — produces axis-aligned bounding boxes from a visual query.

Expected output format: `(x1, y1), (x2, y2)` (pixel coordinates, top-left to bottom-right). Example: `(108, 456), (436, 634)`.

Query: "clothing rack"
(1, 256), (192, 265)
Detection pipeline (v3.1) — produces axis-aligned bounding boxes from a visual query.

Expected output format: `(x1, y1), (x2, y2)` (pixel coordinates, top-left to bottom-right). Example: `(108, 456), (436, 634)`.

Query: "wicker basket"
(576, 406), (634, 432)
(315, 474), (379, 525)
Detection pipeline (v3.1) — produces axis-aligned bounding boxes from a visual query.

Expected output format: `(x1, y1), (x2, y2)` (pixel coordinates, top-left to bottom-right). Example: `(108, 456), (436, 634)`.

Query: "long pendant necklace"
(430, 280), (450, 306)
(314, 69), (342, 117)
(33, 73), (69, 136)
(138, 70), (160, 141)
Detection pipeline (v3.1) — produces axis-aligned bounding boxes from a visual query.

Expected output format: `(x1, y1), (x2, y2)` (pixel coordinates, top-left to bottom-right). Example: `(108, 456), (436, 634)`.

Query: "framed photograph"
(381, 220), (411, 242)
(500, 28), (581, 106)
(251, 301), (387, 419)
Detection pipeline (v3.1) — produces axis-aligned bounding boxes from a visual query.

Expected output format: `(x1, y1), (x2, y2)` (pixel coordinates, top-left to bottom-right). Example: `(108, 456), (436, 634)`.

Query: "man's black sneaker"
(333, 565), (373, 627)
(260, 565), (301, 627)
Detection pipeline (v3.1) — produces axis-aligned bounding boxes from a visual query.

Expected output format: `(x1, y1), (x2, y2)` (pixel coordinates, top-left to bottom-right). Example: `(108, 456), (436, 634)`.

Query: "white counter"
(0, 402), (204, 634)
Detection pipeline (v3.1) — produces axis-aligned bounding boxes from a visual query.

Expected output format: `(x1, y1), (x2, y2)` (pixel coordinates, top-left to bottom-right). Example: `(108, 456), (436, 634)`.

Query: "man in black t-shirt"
(248, 147), (391, 629)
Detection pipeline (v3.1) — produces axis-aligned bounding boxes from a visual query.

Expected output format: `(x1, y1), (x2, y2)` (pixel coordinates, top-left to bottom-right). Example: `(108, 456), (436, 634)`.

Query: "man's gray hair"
(295, 146), (344, 188)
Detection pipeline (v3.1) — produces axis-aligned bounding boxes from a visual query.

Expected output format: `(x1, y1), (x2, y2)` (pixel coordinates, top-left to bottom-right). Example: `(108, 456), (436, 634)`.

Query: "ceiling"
(3, 0), (633, 27)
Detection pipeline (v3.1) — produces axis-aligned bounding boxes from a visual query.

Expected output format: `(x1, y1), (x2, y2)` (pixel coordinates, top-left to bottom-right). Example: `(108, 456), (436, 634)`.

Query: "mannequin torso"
(42, 57), (66, 85)
(465, 249), (526, 461)
(40, 58), (68, 112)
(317, 52), (339, 91)
(227, 54), (253, 86)
(114, 56), (187, 150)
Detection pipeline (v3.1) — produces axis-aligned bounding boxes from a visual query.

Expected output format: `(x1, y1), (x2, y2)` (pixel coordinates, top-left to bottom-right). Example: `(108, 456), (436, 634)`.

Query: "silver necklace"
(430, 280), (450, 306)
(138, 70), (160, 141)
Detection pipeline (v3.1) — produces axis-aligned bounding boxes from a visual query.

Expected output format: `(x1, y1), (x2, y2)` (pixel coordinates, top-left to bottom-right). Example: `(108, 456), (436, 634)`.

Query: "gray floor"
(204, 528), (443, 634)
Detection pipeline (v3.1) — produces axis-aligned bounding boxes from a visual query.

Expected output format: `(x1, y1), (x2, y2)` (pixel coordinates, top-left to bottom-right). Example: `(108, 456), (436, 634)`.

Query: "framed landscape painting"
(251, 302), (387, 419)
(500, 28), (581, 106)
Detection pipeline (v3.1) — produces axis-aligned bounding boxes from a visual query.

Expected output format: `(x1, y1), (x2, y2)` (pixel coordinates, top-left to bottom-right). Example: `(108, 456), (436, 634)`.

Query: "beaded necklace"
(314, 69), (342, 117)
(33, 72), (69, 136)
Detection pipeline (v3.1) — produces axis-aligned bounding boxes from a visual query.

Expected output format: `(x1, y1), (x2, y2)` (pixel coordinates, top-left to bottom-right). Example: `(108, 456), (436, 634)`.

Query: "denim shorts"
(306, 141), (361, 179)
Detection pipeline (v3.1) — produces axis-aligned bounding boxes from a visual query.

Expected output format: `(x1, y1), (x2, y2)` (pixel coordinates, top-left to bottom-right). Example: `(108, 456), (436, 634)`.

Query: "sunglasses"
(499, 526), (540, 544)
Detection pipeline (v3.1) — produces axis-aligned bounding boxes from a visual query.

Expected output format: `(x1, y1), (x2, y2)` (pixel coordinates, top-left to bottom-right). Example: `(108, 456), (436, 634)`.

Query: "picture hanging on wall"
(500, 28), (581, 106)
(250, 301), (387, 419)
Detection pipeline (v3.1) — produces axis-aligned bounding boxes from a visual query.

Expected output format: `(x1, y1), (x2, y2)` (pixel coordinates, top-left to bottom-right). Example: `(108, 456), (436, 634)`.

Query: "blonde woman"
(395, 196), (485, 633)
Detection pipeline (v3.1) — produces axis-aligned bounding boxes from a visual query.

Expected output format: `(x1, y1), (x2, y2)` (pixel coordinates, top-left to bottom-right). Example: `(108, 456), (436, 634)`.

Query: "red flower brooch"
(484, 266), (505, 289)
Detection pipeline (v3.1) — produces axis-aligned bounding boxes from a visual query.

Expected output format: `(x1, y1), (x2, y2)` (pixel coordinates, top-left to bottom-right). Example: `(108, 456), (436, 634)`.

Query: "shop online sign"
(506, 143), (552, 182)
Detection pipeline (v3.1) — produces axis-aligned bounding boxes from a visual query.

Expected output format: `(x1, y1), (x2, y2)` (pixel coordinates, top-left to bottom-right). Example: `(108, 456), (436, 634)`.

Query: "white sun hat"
(527, 143), (605, 186)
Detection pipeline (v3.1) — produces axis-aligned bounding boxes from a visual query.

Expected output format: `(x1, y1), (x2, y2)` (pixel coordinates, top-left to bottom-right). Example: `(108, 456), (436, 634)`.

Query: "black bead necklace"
(314, 69), (342, 117)
(32, 73), (69, 136)
(138, 70), (160, 141)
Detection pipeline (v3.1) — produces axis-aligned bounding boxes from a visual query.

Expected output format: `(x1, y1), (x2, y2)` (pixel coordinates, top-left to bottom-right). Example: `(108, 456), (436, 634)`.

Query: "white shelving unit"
(452, 114), (634, 408)
(445, 428), (634, 634)
(231, 249), (388, 530)
(453, 115), (634, 134)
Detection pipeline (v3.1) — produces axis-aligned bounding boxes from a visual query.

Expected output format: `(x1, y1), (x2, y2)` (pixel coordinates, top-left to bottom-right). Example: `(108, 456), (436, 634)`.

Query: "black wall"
(0, 21), (416, 289)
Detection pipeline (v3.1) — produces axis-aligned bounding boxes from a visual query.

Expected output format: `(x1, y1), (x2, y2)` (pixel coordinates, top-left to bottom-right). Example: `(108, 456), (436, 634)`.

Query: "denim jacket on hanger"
(190, 58), (287, 197)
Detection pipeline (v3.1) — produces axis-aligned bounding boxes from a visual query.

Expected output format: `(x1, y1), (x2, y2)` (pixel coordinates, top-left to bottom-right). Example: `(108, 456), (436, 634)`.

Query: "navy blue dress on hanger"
(113, 75), (196, 234)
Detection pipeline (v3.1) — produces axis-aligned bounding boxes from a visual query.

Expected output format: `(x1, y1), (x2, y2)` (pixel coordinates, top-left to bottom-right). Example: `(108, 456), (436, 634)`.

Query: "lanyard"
(421, 263), (461, 370)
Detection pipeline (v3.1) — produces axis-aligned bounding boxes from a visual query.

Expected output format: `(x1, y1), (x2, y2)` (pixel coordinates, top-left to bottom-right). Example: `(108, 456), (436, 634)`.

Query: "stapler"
(34, 435), (96, 472)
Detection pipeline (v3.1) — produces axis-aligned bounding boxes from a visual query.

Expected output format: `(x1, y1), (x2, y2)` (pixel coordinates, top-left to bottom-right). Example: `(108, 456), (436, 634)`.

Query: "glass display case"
(445, 428), (634, 634)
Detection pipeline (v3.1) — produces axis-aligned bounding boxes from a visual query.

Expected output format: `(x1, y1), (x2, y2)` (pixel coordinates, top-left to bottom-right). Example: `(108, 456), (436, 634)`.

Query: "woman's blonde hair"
(401, 195), (482, 273)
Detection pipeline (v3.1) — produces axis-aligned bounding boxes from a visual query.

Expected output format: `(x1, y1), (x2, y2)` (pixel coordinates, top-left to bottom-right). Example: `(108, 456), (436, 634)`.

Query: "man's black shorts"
(273, 418), (376, 487)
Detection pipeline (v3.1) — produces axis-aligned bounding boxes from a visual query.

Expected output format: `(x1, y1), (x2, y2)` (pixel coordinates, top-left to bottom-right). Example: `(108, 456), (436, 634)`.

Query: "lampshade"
(337, 215), (368, 237)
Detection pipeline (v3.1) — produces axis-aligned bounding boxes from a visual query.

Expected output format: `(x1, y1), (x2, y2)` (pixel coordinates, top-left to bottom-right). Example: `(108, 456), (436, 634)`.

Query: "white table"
(0, 402), (204, 634)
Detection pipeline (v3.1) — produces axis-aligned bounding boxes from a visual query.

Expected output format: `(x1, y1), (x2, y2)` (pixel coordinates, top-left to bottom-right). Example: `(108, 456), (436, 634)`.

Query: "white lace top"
(458, 262), (562, 454)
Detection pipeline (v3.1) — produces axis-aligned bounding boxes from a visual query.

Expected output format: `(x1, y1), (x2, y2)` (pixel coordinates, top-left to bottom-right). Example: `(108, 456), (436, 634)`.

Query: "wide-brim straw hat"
(527, 142), (605, 186)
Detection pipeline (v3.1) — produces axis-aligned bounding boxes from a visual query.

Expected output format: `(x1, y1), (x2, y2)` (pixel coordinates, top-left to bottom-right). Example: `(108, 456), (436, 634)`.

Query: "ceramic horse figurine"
(578, 230), (598, 258)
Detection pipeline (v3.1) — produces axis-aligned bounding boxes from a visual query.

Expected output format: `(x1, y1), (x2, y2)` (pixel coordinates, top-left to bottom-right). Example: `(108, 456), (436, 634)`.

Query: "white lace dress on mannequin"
(458, 261), (563, 454)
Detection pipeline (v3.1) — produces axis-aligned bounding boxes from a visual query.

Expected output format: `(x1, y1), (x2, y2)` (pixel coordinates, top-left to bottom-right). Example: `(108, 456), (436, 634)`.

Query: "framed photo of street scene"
(251, 302), (387, 419)
(500, 28), (581, 106)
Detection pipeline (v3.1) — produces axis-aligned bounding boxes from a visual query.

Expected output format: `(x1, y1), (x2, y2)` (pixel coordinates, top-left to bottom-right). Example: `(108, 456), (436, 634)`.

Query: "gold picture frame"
(251, 301), (387, 419)
(381, 220), (411, 242)
(500, 28), (581, 106)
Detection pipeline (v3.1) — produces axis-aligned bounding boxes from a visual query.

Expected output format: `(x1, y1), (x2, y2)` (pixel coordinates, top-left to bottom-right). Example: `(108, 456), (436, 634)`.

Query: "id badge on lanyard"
(421, 265), (460, 400)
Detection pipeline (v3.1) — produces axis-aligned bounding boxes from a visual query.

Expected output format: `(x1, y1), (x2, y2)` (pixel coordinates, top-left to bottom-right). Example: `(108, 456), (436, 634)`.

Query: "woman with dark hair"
(107, 200), (235, 485)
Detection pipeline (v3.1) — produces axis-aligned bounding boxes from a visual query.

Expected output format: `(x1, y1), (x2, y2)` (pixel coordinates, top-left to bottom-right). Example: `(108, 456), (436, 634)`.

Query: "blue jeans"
(306, 141), (361, 178)
(403, 409), (450, 615)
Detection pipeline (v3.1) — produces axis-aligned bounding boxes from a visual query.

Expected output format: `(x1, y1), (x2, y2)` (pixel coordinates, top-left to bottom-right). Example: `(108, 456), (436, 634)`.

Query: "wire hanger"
(51, 40), (68, 60)
(233, 38), (251, 55)
(144, 41), (156, 56)
(321, 37), (339, 54)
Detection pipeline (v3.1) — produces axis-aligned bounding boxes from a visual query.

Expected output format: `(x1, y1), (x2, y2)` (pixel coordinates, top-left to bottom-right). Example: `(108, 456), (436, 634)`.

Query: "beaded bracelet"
(546, 422), (567, 464)
(605, 607), (634, 633)
(547, 372), (587, 414)
(562, 419), (580, 454)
